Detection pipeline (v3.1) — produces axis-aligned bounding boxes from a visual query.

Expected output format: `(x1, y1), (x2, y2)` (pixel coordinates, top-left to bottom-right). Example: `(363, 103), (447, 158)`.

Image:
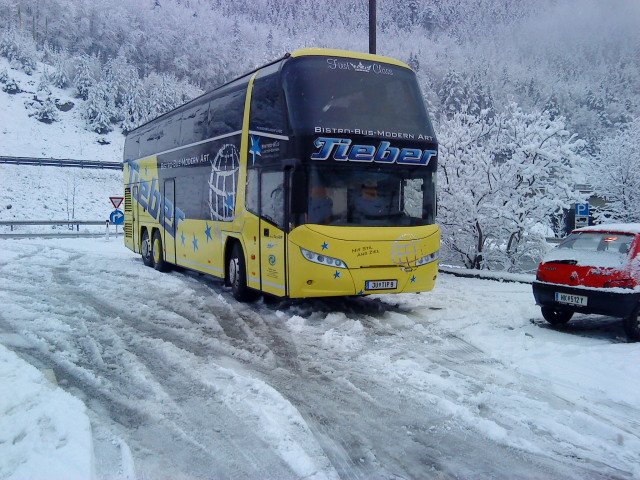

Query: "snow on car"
(532, 223), (640, 341)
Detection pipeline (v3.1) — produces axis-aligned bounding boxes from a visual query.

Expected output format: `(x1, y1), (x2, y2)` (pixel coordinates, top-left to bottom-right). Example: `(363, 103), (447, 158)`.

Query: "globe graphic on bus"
(208, 144), (240, 221)
(391, 233), (421, 269)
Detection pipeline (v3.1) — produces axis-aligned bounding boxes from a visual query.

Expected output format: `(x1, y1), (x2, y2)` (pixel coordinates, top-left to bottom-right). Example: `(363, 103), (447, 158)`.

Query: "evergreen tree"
(74, 54), (99, 100)
(84, 82), (115, 134)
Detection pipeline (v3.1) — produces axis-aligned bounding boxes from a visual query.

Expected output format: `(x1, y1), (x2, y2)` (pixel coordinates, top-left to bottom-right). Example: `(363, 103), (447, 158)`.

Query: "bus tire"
(141, 229), (154, 268)
(228, 243), (258, 302)
(152, 230), (168, 272)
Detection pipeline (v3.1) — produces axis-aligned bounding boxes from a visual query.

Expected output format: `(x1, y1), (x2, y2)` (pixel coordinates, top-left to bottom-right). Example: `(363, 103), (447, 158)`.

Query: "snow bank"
(0, 344), (95, 480)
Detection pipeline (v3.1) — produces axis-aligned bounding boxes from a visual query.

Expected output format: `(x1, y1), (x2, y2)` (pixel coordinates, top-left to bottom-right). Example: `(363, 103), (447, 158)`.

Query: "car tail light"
(604, 277), (636, 289)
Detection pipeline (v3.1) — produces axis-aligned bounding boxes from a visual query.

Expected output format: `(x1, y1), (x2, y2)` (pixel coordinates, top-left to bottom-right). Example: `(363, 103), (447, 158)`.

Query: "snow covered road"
(1, 237), (639, 479)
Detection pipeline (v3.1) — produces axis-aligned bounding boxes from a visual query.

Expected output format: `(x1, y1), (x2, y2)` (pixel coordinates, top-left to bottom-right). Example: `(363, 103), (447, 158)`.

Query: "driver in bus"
(308, 185), (334, 224)
(354, 179), (389, 220)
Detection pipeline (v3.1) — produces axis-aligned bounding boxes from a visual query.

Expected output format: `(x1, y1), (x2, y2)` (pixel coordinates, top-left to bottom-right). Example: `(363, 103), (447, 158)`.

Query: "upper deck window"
(283, 56), (435, 140)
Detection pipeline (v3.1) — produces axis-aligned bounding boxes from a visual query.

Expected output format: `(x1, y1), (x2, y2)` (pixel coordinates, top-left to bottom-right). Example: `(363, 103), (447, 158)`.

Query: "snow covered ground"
(0, 57), (125, 234)
(0, 164), (122, 224)
(1, 236), (639, 479)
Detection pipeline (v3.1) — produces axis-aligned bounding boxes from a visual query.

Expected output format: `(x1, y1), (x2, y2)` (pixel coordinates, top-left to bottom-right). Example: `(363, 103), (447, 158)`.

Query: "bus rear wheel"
(228, 243), (258, 302)
(141, 229), (154, 268)
(152, 230), (168, 272)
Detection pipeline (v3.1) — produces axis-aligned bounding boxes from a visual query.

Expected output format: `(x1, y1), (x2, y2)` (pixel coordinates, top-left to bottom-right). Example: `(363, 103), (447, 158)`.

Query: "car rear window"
(544, 232), (634, 268)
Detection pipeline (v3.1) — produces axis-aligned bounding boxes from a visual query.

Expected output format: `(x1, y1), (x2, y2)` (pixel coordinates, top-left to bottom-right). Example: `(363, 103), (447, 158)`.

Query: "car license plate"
(365, 280), (397, 291)
(555, 292), (588, 306)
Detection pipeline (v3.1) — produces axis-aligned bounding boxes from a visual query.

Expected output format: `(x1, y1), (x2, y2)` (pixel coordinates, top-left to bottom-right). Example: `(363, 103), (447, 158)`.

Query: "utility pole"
(369, 0), (376, 54)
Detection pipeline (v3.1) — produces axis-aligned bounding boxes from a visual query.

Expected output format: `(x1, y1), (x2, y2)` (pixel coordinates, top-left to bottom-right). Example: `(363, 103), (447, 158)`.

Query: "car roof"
(573, 223), (640, 235)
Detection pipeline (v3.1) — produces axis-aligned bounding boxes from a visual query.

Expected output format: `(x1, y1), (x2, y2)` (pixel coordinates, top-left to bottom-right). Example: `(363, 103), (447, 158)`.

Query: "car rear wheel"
(541, 306), (573, 325)
(624, 307), (640, 342)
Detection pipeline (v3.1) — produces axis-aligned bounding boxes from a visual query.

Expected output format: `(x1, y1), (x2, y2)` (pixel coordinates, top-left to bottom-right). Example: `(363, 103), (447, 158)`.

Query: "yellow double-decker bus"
(123, 48), (439, 301)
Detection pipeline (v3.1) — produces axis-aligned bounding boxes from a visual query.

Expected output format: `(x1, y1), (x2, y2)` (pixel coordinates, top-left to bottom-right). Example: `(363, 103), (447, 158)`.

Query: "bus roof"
(290, 48), (412, 71)
(126, 49), (412, 138)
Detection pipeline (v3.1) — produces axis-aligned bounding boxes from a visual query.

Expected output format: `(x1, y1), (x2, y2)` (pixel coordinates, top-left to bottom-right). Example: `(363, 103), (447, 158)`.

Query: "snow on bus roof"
(574, 223), (640, 235)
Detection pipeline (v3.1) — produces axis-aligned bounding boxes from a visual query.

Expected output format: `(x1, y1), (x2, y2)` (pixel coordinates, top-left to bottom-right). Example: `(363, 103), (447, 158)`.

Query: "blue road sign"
(576, 203), (590, 217)
(110, 209), (124, 225)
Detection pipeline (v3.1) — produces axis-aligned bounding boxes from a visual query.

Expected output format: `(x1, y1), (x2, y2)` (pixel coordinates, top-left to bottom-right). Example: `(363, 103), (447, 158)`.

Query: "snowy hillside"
(0, 57), (123, 226)
(0, 57), (125, 160)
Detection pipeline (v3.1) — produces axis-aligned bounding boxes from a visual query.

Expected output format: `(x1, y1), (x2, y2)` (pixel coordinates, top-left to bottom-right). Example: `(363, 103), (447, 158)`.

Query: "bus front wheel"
(228, 243), (258, 302)
(141, 229), (154, 268)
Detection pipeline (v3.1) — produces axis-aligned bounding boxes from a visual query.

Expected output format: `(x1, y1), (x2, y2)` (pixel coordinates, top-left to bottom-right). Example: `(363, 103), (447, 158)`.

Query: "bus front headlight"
(415, 250), (439, 266)
(300, 247), (348, 269)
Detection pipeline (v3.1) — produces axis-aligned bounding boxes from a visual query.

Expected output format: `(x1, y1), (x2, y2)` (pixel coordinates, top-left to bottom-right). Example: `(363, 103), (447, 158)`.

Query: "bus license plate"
(365, 280), (397, 291)
(555, 292), (588, 306)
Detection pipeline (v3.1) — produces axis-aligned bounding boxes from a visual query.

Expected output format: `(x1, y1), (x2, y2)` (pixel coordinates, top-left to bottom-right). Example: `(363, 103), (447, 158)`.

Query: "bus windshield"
(305, 164), (436, 227)
(283, 56), (435, 138)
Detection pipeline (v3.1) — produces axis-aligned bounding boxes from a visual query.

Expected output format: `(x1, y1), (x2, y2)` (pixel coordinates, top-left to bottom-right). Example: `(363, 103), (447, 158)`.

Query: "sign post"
(575, 203), (590, 228)
(108, 196), (125, 238)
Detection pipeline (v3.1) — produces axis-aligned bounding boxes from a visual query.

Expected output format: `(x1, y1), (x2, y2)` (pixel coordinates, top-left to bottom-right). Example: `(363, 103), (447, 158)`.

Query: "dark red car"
(532, 224), (640, 341)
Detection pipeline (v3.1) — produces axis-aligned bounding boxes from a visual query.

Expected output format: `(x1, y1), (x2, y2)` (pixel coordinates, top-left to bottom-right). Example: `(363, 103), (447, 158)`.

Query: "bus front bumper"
(288, 259), (438, 298)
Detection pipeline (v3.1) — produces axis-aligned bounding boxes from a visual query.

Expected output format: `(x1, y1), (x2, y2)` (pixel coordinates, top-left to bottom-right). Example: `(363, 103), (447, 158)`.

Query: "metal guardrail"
(0, 220), (106, 231)
(0, 156), (122, 170)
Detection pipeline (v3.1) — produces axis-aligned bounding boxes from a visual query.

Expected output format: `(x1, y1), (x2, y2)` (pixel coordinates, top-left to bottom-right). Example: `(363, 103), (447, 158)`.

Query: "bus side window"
(156, 114), (182, 153)
(250, 72), (285, 135)
(180, 100), (209, 146)
(124, 134), (140, 162)
(140, 125), (158, 158)
(208, 87), (246, 138)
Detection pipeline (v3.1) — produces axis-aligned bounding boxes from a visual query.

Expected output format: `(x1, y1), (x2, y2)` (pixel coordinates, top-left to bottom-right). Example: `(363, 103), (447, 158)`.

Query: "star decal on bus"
(410, 275), (416, 283)
(192, 235), (199, 252)
(249, 135), (262, 165)
(180, 232), (186, 246)
(321, 241), (329, 250)
(204, 223), (212, 242)
(334, 270), (341, 279)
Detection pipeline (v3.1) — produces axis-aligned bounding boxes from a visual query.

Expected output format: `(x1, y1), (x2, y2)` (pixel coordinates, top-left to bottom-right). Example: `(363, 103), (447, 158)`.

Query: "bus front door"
(259, 171), (287, 297)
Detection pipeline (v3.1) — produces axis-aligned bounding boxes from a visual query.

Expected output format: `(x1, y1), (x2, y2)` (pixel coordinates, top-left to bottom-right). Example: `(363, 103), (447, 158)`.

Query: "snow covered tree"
(438, 104), (585, 271)
(0, 29), (38, 74)
(46, 48), (72, 88)
(84, 82), (115, 134)
(120, 79), (148, 133)
(73, 54), (100, 100)
(437, 109), (500, 269)
(490, 104), (586, 270)
(590, 117), (640, 222)
(32, 98), (59, 123)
